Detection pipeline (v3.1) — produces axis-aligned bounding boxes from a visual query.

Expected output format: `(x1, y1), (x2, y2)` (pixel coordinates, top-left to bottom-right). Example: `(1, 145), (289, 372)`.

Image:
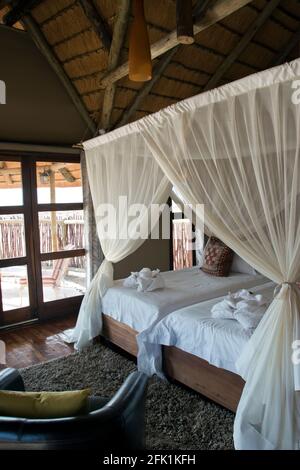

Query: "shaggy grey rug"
(20, 343), (234, 450)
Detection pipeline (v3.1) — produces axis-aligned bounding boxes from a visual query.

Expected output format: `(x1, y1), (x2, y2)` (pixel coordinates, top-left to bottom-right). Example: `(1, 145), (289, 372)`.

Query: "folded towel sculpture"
(123, 268), (165, 292)
(211, 289), (270, 330)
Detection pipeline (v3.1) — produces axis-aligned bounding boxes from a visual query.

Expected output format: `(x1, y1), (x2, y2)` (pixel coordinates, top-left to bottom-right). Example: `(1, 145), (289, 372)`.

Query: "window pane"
(0, 214), (26, 259)
(38, 210), (84, 253)
(36, 162), (83, 204)
(171, 200), (182, 214)
(172, 219), (193, 270)
(41, 256), (86, 302)
(0, 265), (29, 310)
(0, 161), (23, 206)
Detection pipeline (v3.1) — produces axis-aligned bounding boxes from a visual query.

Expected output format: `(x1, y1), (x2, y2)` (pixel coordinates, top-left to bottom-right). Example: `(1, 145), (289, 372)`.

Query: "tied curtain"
(137, 59), (300, 449)
(65, 130), (170, 350)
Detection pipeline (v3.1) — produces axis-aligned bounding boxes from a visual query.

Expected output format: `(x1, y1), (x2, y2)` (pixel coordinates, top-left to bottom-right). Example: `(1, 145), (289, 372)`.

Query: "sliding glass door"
(0, 153), (86, 328)
(0, 157), (34, 326)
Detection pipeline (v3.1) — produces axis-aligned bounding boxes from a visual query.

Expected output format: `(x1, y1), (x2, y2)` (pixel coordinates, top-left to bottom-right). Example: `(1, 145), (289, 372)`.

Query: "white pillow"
(231, 254), (256, 275)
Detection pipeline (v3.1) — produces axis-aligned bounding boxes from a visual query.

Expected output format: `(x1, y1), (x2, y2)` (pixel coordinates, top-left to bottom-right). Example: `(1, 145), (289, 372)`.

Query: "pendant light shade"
(129, 0), (152, 82)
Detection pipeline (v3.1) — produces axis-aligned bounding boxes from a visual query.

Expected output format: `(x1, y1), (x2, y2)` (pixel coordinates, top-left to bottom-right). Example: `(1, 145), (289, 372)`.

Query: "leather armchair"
(0, 367), (148, 450)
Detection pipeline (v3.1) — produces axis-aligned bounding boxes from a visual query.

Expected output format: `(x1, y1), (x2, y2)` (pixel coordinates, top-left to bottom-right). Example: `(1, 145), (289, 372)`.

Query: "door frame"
(0, 151), (85, 327)
(0, 154), (35, 326)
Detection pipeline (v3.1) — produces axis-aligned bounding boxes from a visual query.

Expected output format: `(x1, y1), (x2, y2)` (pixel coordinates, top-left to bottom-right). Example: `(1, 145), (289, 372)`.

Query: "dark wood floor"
(0, 315), (76, 369)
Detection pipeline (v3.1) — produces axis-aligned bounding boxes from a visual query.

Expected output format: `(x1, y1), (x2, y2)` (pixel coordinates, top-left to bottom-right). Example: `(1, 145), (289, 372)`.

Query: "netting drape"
(65, 58), (300, 448)
(81, 150), (103, 283)
(136, 60), (300, 449)
(64, 129), (170, 350)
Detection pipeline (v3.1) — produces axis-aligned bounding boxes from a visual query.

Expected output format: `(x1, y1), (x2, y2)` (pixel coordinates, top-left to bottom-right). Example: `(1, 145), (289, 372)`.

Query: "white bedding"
(137, 282), (275, 378)
(102, 266), (267, 332)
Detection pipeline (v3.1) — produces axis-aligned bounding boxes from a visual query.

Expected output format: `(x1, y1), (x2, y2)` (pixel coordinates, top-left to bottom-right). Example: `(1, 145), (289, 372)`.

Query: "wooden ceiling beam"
(22, 14), (96, 134)
(192, 0), (212, 20)
(99, 0), (131, 132)
(203, 0), (281, 91)
(58, 167), (76, 182)
(0, 163), (73, 175)
(0, 162), (14, 185)
(97, 0), (253, 88)
(272, 29), (300, 66)
(0, 0), (11, 9)
(113, 0), (232, 129)
(0, 168), (20, 175)
(3, 0), (43, 26)
(78, 0), (112, 52)
(115, 47), (179, 129)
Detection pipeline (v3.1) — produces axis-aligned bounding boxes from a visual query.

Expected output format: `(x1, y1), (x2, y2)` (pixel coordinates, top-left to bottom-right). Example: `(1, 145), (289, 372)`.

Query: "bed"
(137, 281), (275, 378)
(102, 266), (268, 333)
(101, 266), (270, 411)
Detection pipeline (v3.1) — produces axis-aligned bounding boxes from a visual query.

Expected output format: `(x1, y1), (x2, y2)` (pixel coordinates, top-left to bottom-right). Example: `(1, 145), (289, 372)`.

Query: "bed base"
(102, 314), (244, 412)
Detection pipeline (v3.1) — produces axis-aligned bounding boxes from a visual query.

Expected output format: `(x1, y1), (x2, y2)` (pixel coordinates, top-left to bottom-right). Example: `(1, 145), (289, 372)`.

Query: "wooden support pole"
(3, 0), (43, 26)
(99, 0), (131, 132)
(96, 0), (253, 88)
(176, 0), (194, 44)
(203, 0), (281, 91)
(115, 47), (179, 128)
(78, 0), (112, 52)
(22, 15), (96, 134)
(6, 174), (13, 184)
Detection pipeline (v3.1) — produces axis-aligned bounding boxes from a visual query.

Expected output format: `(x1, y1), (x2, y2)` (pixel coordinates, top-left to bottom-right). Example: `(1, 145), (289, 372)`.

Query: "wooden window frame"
(0, 151), (85, 327)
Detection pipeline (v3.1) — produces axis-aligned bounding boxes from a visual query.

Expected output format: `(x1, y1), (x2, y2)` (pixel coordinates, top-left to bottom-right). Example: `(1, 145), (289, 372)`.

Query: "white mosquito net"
(67, 58), (300, 449)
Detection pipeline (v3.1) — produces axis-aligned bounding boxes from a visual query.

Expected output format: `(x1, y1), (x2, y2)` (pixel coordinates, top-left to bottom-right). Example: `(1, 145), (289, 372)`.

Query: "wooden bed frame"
(102, 314), (244, 412)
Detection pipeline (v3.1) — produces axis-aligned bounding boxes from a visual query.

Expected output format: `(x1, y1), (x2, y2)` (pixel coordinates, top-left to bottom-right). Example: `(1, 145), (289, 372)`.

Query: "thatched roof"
(1, 0), (300, 138)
